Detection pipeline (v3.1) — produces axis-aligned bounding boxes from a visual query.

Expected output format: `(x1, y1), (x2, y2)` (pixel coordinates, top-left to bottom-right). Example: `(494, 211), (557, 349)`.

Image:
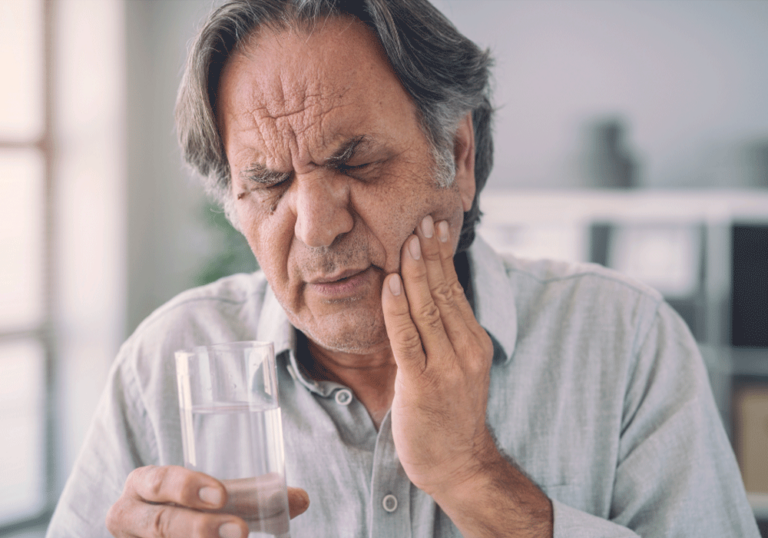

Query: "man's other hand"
(106, 465), (309, 538)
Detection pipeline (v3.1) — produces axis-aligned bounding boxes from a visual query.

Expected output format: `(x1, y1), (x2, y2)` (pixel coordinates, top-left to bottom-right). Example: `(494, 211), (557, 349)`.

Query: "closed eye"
(236, 168), (291, 199)
(339, 161), (381, 179)
(341, 162), (372, 172)
(248, 173), (291, 188)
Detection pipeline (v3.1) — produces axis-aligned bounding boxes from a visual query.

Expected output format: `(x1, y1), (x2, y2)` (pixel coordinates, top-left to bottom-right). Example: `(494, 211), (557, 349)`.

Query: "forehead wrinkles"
(237, 71), (354, 167)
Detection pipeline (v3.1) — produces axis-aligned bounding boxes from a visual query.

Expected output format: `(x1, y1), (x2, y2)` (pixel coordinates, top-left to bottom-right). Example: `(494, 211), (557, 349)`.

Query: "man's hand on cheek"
(381, 215), (496, 496)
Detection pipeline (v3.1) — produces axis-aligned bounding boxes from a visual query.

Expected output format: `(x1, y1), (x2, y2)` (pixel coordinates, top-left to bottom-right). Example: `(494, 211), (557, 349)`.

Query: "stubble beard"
(283, 231), (393, 355)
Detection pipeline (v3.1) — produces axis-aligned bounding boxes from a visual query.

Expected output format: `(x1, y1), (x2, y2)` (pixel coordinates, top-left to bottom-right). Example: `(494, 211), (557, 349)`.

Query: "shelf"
(479, 189), (768, 226)
(701, 345), (768, 379)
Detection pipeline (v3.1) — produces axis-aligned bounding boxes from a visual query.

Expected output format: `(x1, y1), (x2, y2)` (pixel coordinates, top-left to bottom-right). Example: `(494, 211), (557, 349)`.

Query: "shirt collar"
(467, 235), (517, 364)
(255, 234), (518, 377)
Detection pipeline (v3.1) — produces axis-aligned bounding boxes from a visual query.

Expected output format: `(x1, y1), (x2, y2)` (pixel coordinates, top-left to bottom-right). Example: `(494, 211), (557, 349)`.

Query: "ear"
(453, 113), (476, 213)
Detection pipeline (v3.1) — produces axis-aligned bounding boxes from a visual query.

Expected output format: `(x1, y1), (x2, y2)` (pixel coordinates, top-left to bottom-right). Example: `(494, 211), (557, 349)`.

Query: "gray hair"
(176, 0), (494, 253)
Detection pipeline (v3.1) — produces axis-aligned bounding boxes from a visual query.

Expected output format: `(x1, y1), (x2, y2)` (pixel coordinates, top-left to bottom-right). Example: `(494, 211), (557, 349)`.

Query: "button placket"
(369, 413), (412, 537)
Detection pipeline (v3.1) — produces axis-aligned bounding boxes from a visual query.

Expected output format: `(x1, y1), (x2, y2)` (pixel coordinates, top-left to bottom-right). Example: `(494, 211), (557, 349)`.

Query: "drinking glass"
(175, 341), (290, 538)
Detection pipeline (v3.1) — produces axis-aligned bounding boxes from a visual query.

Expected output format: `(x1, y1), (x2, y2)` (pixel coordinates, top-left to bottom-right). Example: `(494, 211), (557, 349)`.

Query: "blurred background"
(0, 0), (766, 535)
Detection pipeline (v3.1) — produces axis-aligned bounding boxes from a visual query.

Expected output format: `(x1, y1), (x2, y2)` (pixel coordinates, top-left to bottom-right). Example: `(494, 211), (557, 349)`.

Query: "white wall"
(433, 0), (768, 189)
(125, 0), (219, 334)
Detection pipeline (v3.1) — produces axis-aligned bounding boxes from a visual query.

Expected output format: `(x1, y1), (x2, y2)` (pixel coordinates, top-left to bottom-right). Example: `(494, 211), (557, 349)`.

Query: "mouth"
(306, 266), (377, 300)
(308, 267), (370, 285)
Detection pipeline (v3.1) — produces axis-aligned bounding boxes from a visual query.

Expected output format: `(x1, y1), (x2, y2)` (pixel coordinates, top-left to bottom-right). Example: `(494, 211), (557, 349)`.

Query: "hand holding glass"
(175, 341), (291, 538)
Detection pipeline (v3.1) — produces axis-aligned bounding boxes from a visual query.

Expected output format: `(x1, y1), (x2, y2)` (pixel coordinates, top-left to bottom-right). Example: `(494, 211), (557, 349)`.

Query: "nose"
(292, 171), (354, 248)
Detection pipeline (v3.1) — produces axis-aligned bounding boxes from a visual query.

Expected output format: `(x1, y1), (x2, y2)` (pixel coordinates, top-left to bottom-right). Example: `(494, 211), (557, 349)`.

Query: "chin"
(303, 314), (391, 356)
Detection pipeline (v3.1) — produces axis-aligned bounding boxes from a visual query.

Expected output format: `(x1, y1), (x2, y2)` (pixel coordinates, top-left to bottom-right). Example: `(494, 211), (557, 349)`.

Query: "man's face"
(217, 17), (475, 355)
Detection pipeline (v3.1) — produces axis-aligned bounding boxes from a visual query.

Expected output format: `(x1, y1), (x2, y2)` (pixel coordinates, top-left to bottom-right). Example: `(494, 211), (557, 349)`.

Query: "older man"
(48, 1), (759, 537)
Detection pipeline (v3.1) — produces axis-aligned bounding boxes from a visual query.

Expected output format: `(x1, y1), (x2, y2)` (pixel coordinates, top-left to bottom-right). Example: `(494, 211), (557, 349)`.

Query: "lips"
(306, 266), (376, 299)
(308, 267), (369, 285)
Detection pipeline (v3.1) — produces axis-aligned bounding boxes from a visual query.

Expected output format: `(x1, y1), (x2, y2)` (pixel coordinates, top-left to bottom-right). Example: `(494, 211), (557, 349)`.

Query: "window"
(0, 0), (54, 529)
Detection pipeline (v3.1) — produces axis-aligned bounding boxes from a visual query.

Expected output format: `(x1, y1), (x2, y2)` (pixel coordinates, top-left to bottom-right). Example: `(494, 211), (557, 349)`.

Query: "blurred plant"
(195, 201), (258, 286)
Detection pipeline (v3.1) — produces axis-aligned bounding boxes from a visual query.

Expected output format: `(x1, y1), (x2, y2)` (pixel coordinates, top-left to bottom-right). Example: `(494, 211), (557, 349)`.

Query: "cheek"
(236, 200), (294, 277)
(362, 182), (464, 272)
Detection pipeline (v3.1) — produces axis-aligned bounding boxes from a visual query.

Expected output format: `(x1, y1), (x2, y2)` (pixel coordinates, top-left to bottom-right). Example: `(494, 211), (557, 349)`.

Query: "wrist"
(426, 429), (500, 500)
(426, 436), (553, 538)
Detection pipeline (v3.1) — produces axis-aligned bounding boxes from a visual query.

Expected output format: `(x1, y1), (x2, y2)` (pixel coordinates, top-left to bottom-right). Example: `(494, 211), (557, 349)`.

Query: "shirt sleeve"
(553, 301), (760, 537)
(46, 342), (158, 538)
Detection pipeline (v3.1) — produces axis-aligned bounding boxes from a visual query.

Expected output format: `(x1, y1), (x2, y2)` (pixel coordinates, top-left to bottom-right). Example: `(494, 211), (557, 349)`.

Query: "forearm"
(430, 431), (553, 538)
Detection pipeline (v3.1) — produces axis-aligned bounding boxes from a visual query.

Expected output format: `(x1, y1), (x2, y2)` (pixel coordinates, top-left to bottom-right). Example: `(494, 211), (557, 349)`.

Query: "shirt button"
(382, 494), (398, 513)
(335, 388), (353, 405)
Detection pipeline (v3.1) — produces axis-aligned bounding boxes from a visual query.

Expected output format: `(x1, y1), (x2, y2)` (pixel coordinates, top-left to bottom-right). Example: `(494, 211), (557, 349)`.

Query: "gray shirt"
(47, 237), (759, 537)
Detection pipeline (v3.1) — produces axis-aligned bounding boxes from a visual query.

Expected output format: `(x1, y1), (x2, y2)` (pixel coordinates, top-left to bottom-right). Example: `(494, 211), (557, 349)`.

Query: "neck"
(297, 332), (397, 430)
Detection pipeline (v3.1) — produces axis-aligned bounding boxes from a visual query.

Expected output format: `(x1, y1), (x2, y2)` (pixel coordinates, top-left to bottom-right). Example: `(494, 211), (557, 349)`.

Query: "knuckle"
(105, 500), (124, 535)
(152, 506), (173, 538)
(449, 280), (465, 299)
(416, 302), (442, 329)
(147, 466), (169, 498)
(481, 333), (494, 358)
(464, 339), (492, 369)
(397, 325), (424, 354)
(442, 366), (463, 388)
(466, 353), (489, 378)
(431, 283), (452, 305)
(190, 514), (215, 537)
(126, 466), (148, 489)
(175, 470), (201, 506)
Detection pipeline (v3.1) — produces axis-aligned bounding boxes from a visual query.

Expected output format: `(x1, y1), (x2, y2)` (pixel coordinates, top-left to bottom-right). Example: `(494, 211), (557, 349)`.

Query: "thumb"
(287, 487), (310, 519)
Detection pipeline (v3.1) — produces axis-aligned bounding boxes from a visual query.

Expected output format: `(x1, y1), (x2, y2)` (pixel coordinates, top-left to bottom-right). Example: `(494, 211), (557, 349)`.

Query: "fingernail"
(421, 215), (434, 238)
(408, 236), (421, 260)
(199, 486), (222, 506)
(437, 221), (449, 243)
(218, 522), (242, 538)
(388, 274), (402, 296)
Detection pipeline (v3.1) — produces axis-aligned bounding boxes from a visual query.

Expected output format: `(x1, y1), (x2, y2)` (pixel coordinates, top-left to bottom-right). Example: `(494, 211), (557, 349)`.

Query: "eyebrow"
(238, 136), (374, 183)
(324, 136), (369, 168)
(239, 165), (290, 185)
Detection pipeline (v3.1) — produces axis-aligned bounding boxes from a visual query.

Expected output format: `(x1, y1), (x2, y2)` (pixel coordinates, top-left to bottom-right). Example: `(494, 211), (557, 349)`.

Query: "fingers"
(413, 216), (474, 348)
(382, 271), (428, 375)
(383, 216), (492, 372)
(130, 465), (226, 509)
(106, 465), (247, 538)
(383, 216), (468, 371)
(288, 487), (311, 519)
(219, 475), (309, 520)
(107, 494), (248, 538)
(435, 220), (477, 327)
(399, 233), (457, 364)
(107, 466), (310, 538)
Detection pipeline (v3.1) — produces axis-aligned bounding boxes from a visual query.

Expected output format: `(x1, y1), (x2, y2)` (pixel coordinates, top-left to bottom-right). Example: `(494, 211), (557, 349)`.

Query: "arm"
(601, 301), (759, 537)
